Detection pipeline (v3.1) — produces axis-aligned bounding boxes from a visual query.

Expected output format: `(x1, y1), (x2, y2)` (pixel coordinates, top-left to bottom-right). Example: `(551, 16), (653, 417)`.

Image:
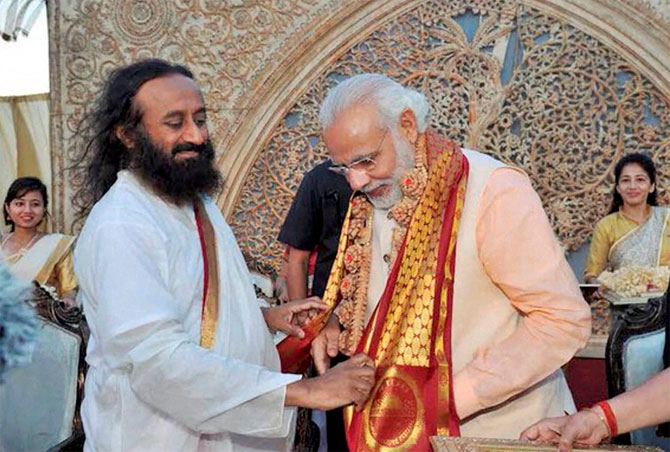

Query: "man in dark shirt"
(278, 160), (352, 300)
(278, 160), (352, 451)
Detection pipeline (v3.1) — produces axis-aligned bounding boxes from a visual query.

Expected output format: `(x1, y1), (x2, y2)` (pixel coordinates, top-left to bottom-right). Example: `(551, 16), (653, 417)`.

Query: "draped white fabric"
(75, 171), (300, 451)
(0, 93), (50, 227)
(0, 1), (49, 96)
(1, 0), (45, 41)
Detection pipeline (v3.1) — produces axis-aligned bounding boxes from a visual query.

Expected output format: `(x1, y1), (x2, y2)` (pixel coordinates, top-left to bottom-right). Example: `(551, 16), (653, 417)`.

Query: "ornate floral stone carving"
(229, 0), (670, 274)
(624, 0), (670, 27)
(48, 0), (361, 231)
(49, 0), (669, 280)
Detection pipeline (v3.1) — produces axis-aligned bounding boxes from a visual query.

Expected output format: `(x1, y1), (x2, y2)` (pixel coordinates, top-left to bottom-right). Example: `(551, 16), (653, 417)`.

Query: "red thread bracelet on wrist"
(594, 401), (618, 438)
(586, 407), (611, 439)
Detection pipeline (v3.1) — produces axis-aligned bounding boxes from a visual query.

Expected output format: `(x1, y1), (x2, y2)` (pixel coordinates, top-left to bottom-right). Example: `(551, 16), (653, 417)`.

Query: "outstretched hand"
(262, 297), (328, 338)
(519, 410), (609, 452)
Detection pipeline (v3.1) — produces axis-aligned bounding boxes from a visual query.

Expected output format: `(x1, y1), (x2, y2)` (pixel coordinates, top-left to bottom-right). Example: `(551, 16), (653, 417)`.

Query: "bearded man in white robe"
(71, 59), (375, 452)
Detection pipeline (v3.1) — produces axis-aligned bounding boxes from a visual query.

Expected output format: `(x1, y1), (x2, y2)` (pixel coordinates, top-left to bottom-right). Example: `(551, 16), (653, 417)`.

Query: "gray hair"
(319, 74), (431, 133)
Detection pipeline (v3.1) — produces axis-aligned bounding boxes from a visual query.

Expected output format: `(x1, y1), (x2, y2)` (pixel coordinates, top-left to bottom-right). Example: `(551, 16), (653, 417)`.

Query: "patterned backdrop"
(49, 0), (670, 276)
(227, 0), (670, 273)
(49, 0), (365, 231)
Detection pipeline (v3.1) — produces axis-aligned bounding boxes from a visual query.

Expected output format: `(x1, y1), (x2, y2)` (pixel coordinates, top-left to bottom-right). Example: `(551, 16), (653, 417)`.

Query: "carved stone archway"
(223, 0), (670, 273)
(49, 1), (669, 275)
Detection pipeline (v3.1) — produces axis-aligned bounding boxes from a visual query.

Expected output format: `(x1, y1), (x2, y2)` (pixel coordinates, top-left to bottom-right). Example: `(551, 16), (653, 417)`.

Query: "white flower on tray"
(598, 265), (670, 297)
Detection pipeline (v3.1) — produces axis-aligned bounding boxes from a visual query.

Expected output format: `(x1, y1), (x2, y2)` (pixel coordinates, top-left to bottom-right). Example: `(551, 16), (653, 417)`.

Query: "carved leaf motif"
(231, 2), (669, 274)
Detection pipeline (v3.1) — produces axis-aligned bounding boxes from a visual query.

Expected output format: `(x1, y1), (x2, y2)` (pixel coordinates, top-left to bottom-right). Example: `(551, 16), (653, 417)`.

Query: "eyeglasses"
(328, 130), (387, 176)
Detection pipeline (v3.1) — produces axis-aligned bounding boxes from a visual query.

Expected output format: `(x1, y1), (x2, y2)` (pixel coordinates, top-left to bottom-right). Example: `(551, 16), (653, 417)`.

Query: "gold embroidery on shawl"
(375, 137), (461, 367)
(337, 134), (429, 356)
(195, 199), (220, 350)
(334, 131), (464, 366)
(343, 131), (466, 448)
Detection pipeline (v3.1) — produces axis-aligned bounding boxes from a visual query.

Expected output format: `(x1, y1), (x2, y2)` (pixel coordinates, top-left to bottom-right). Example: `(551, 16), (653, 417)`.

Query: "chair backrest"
(0, 320), (80, 451)
(623, 329), (667, 449)
(606, 295), (668, 451)
(0, 285), (86, 452)
(565, 240), (590, 282)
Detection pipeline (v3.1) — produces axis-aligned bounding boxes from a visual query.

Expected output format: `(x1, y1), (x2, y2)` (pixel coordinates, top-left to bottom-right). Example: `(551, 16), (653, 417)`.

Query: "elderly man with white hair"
(279, 74), (592, 450)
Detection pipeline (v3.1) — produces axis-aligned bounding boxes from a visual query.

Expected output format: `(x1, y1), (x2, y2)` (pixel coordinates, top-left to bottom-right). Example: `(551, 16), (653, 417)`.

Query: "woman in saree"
(1, 177), (77, 305)
(584, 153), (670, 283)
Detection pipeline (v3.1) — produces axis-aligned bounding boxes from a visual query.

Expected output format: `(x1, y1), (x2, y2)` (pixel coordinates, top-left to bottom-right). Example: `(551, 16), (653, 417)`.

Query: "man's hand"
(286, 354), (376, 411)
(262, 297), (327, 338)
(311, 313), (341, 374)
(520, 410), (609, 452)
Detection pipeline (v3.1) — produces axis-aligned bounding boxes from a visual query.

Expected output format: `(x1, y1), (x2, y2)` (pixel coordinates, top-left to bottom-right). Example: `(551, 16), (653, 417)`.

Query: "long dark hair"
(3, 177), (48, 232)
(70, 59), (193, 225)
(608, 152), (658, 214)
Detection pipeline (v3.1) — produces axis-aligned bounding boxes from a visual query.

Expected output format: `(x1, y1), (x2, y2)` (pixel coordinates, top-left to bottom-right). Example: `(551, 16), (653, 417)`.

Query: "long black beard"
(131, 132), (223, 205)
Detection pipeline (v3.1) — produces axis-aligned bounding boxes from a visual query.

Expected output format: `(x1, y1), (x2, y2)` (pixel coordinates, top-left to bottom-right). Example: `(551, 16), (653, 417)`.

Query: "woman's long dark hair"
(69, 59), (193, 226)
(608, 152), (658, 214)
(3, 177), (48, 232)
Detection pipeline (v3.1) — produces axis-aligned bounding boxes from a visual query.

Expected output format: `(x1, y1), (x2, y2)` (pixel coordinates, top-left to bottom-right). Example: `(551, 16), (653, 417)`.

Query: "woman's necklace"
(1, 231), (42, 262)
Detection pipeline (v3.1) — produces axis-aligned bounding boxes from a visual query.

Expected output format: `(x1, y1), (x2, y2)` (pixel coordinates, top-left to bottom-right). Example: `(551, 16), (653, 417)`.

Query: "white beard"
(363, 130), (415, 209)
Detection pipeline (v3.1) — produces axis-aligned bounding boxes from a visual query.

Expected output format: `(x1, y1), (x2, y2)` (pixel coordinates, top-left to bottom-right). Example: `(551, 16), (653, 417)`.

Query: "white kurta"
(74, 171), (300, 452)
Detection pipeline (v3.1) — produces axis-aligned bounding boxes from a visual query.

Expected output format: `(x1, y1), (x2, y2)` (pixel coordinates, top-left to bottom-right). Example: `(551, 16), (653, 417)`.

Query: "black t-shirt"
(278, 161), (352, 298)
